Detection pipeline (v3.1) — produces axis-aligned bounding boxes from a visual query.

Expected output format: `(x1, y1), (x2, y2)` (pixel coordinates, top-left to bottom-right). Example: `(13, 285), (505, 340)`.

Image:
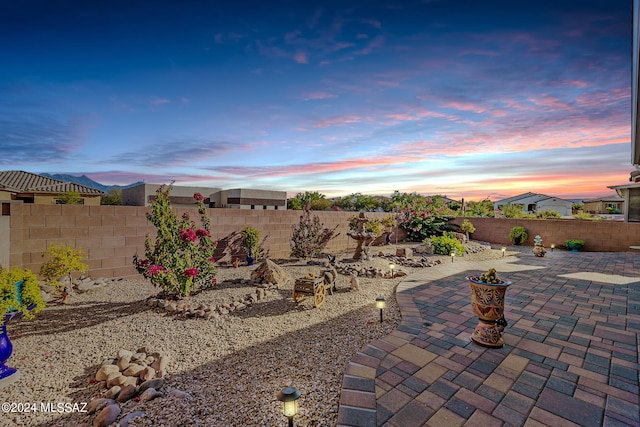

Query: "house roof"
(583, 194), (625, 203)
(0, 170), (104, 195)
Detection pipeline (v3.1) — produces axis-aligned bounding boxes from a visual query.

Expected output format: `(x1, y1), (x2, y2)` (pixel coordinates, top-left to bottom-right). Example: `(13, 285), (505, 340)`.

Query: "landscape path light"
(277, 386), (301, 427)
(376, 296), (387, 323)
(389, 263), (396, 278)
(450, 252), (455, 263)
(501, 247), (506, 257)
(551, 244), (555, 251)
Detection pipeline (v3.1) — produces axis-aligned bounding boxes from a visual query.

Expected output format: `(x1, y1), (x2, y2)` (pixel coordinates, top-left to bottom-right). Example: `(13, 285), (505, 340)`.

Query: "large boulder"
(250, 259), (292, 287)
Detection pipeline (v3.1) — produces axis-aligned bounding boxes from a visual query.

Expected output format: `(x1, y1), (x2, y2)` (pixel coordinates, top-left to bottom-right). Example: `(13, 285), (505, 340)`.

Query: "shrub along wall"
(450, 217), (640, 252)
(2, 202), (406, 279)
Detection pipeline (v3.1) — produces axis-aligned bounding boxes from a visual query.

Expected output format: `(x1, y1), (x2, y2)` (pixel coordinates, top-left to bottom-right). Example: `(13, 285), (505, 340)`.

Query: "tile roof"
(0, 170), (104, 195)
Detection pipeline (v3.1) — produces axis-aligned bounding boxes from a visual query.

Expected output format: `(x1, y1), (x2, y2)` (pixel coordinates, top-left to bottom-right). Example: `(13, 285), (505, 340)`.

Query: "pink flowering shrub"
(133, 186), (217, 298)
(290, 203), (338, 258)
(394, 195), (457, 242)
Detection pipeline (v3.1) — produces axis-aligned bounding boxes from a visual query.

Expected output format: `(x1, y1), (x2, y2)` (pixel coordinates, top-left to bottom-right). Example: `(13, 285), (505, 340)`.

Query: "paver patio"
(338, 249), (640, 427)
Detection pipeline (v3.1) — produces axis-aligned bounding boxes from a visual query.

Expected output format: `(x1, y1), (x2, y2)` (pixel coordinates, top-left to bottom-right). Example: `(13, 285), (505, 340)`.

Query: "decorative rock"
(137, 346), (150, 354)
(139, 366), (156, 381)
(396, 247), (413, 258)
(93, 404), (120, 427)
(166, 302), (177, 313)
(250, 259), (292, 287)
(139, 378), (164, 393)
(139, 387), (163, 403)
(117, 349), (133, 359)
(96, 364), (119, 381)
(123, 363), (144, 377)
(349, 273), (360, 291)
(116, 385), (138, 403)
(106, 373), (124, 388)
(87, 398), (115, 415)
(118, 410), (145, 427)
(117, 354), (131, 371)
(104, 386), (121, 400)
(121, 376), (138, 388)
(144, 356), (155, 365)
(132, 352), (146, 362)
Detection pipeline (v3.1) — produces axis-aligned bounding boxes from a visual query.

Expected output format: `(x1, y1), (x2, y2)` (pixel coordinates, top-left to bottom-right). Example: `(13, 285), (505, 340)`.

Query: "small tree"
(460, 219), (476, 239)
(133, 185), (217, 299)
(240, 226), (260, 259)
(40, 243), (88, 296)
(101, 189), (122, 205)
(57, 191), (83, 205)
(290, 204), (339, 258)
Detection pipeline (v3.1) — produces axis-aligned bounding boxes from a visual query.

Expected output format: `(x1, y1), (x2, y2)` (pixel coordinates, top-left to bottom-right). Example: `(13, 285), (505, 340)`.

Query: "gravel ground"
(0, 242), (506, 427)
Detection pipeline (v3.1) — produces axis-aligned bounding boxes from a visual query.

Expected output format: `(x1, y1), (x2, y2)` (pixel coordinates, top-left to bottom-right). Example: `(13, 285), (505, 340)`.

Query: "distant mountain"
(42, 174), (143, 193)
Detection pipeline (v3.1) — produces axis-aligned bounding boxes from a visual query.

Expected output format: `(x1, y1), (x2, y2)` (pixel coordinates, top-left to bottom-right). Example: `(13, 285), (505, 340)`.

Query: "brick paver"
(338, 250), (640, 426)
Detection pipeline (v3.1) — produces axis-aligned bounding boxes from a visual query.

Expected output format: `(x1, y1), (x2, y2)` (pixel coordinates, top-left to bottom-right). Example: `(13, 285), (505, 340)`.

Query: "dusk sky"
(0, 0), (632, 201)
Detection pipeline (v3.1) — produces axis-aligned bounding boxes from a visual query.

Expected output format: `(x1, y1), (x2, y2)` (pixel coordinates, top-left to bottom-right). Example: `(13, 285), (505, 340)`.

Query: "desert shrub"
(40, 242), (88, 289)
(536, 210), (561, 219)
(57, 191), (83, 205)
(430, 232), (464, 255)
(240, 226), (260, 259)
(573, 212), (602, 221)
(460, 219), (475, 238)
(0, 267), (45, 318)
(133, 185), (217, 299)
(509, 226), (528, 244)
(291, 204), (339, 258)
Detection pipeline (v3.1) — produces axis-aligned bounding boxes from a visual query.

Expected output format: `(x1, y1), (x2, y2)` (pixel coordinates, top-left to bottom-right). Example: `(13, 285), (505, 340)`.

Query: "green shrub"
(509, 226), (528, 244)
(460, 219), (475, 238)
(536, 210), (561, 219)
(0, 267), (45, 318)
(40, 243), (88, 289)
(430, 233), (464, 255)
(241, 226), (260, 259)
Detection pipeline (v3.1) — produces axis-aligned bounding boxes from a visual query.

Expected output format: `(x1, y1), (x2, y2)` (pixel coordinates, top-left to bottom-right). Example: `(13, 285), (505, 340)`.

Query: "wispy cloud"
(105, 139), (240, 168)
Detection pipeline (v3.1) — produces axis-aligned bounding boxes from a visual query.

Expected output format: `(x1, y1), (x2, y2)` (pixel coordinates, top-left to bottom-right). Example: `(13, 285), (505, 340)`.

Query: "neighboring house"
(211, 188), (287, 210)
(582, 194), (624, 214)
(122, 184), (287, 210)
(610, 176), (640, 222)
(122, 183), (222, 207)
(0, 170), (104, 205)
(494, 192), (573, 216)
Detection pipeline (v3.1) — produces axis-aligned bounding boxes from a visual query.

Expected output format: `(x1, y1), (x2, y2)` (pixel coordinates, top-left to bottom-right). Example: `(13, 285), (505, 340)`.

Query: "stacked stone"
(89, 347), (191, 427)
(146, 285), (277, 319)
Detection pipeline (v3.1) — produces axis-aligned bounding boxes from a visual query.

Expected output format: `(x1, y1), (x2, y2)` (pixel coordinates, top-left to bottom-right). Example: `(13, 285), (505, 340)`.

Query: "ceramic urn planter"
(467, 274), (511, 348)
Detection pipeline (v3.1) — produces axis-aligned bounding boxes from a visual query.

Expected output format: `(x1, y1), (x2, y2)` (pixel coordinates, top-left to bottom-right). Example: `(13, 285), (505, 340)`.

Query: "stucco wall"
(4, 203), (405, 279)
(450, 217), (640, 251)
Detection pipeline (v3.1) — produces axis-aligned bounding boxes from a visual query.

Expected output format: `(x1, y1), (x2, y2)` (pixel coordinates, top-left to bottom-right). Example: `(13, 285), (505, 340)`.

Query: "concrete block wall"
(449, 217), (640, 252)
(5, 203), (406, 279)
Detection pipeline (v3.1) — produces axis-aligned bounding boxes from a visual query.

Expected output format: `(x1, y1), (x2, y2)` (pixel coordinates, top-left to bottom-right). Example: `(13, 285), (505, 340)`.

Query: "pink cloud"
(293, 51), (308, 64)
(441, 101), (487, 114)
(302, 91), (337, 101)
(314, 114), (363, 128)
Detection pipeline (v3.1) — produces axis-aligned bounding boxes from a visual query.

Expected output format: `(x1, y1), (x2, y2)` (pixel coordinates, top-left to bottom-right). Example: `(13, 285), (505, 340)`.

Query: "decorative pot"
(533, 245), (546, 257)
(246, 249), (254, 266)
(0, 310), (23, 383)
(467, 276), (511, 347)
(567, 242), (583, 252)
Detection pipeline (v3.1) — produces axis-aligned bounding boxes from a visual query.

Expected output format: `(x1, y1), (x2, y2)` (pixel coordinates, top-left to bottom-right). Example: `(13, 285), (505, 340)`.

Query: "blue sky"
(0, 0), (632, 200)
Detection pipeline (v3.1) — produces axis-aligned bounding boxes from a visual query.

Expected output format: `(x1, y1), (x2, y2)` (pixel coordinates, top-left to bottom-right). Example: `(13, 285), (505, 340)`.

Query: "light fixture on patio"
(551, 244), (555, 251)
(277, 386), (301, 427)
(501, 247), (506, 257)
(376, 296), (386, 323)
(389, 263), (396, 278)
(450, 252), (455, 263)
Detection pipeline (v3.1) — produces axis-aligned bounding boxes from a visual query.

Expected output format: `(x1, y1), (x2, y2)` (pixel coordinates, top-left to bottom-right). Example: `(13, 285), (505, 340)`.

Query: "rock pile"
(146, 283), (278, 319)
(89, 347), (191, 427)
